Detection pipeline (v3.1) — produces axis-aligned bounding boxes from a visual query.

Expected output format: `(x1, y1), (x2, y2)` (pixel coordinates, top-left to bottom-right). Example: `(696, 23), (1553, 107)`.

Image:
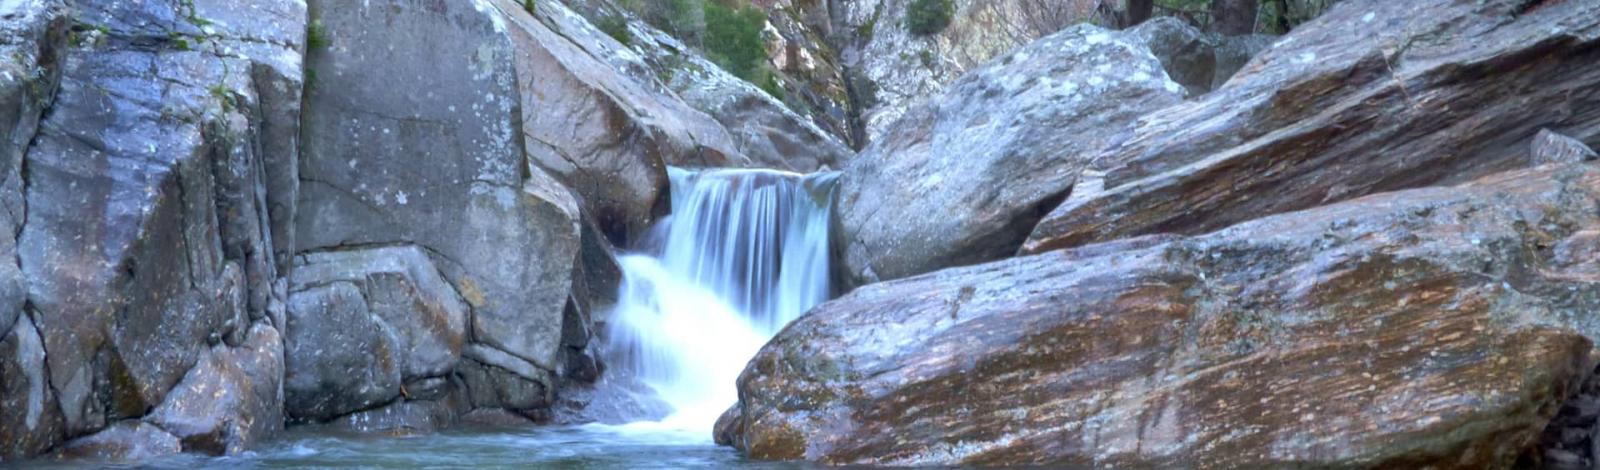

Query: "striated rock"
(1533, 129), (1599, 166)
(55, 421), (180, 462)
(727, 163), (1600, 466)
(283, 281), (401, 421)
(145, 324), (285, 455)
(298, 0), (582, 387)
(485, 0), (746, 245)
(290, 246), (468, 383)
(834, 24), (1184, 285)
(1023, 0), (1600, 254)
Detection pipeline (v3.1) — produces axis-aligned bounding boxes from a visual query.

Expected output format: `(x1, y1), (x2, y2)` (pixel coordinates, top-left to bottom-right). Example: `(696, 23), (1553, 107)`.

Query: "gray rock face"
(12, 0), (305, 446)
(0, 0), (67, 342)
(283, 280), (402, 421)
(1129, 17), (1215, 96)
(486, 0), (751, 245)
(834, 24), (1184, 285)
(291, 246), (467, 382)
(55, 421), (180, 461)
(0, 315), (64, 460)
(145, 324), (285, 455)
(298, 0), (581, 386)
(545, 1), (851, 173)
(460, 344), (553, 413)
(728, 163), (1600, 467)
(1023, 0), (1600, 254)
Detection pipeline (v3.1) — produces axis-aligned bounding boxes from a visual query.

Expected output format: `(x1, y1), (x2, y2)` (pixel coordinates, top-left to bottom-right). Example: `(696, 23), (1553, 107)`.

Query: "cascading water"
(607, 167), (837, 432)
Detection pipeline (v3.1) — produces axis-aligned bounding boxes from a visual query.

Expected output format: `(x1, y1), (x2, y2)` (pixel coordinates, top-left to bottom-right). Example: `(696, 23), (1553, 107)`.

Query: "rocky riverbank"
(2, 0), (1598, 467)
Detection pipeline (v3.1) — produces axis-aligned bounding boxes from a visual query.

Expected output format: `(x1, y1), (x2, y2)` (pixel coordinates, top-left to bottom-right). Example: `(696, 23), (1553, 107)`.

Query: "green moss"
(523, 0), (536, 14)
(905, 0), (953, 36)
(306, 20), (330, 52)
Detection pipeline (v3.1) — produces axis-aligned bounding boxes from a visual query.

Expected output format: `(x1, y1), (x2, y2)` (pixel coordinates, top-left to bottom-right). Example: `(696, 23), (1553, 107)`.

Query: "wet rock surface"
(727, 163), (1600, 467)
(834, 24), (1184, 285)
(1023, 0), (1600, 254)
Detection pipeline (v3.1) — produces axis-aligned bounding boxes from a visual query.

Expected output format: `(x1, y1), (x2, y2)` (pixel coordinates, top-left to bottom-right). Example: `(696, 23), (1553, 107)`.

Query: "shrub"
(906, 0), (953, 36)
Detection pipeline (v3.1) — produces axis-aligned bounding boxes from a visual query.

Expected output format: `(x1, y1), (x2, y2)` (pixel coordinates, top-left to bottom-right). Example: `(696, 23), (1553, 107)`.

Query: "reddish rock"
(724, 163), (1600, 467)
(1023, 0), (1600, 255)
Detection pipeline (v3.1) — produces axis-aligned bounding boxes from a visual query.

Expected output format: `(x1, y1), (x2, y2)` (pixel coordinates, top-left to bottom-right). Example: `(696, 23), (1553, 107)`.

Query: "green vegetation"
(702, 1), (767, 81)
(617, 0), (788, 101)
(306, 20), (330, 51)
(523, 0), (536, 14)
(596, 13), (632, 46)
(905, 0), (953, 36)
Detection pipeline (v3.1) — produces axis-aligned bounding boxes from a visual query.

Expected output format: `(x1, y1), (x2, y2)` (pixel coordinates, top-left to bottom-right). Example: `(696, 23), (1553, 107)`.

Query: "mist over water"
(607, 167), (838, 433)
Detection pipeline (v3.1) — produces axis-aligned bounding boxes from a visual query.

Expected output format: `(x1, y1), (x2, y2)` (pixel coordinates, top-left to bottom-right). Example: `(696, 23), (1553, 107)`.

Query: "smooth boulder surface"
(1023, 0), (1600, 254)
(55, 421), (181, 461)
(724, 163), (1600, 467)
(486, 0), (747, 245)
(833, 24), (1185, 285)
(298, 0), (582, 392)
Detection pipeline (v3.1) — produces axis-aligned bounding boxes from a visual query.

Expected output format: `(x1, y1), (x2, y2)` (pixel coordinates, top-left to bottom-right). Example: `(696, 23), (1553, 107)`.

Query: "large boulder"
(557, 0), (854, 172)
(724, 163), (1600, 467)
(297, 0), (582, 398)
(145, 324), (285, 455)
(54, 421), (181, 461)
(12, 0), (304, 450)
(484, 0), (748, 245)
(833, 24), (1184, 285)
(1023, 0), (1600, 254)
(282, 244), (474, 423)
(289, 246), (468, 384)
(283, 280), (401, 421)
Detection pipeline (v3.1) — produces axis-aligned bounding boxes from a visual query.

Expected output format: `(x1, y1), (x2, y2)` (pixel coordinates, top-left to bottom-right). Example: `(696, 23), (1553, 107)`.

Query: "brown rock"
(1023, 0), (1600, 255)
(726, 163), (1600, 467)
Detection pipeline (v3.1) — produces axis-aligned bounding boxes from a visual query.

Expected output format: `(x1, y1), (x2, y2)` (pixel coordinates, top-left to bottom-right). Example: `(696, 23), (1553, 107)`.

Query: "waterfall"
(607, 167), (837, 432)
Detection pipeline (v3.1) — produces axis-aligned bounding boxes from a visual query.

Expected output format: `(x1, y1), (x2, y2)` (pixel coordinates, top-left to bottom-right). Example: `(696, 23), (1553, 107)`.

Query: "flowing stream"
(66, 168), (840, 469)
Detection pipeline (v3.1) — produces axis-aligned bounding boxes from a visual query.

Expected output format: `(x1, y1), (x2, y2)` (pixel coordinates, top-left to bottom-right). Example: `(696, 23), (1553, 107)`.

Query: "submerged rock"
(1023, 0), (1600, 254)
(834, 24), (1184, 286)
(725, 163), (1600, 467)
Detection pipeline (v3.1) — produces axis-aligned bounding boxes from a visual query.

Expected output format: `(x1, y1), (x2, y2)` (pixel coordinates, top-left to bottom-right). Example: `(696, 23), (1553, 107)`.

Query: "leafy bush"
(906, 0), (953, 36)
